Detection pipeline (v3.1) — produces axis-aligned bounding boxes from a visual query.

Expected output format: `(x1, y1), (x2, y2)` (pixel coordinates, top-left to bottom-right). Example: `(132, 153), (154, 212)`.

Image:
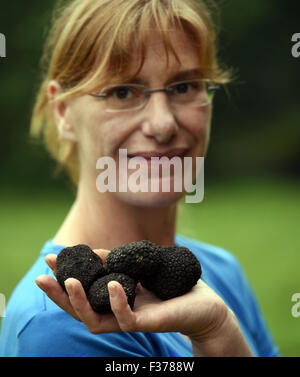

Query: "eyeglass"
(90, 79), (220, 112)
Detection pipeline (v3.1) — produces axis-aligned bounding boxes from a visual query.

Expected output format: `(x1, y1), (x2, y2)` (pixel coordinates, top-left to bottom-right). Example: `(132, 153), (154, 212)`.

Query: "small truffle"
(141, 246), (201, 300)
(87, 273), (137, 314)
(106, 240), (161, 279)
(56, 244), (106, 293)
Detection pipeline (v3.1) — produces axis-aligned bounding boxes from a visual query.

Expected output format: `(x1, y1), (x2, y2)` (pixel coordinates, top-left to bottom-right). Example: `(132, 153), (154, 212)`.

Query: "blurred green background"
(0, 0), (299, 356)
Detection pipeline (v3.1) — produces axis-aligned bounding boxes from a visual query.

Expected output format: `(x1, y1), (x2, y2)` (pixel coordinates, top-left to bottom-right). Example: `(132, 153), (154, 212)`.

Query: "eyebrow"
(169, 69), (203, 82)
(129, 68), (203, 85)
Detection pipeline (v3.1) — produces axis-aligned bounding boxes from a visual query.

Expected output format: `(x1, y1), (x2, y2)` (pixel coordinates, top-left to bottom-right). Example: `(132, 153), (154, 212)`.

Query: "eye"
(170, 81), (199, 95)
(175, 82), (190, 94)
(110, 86), (134, 100)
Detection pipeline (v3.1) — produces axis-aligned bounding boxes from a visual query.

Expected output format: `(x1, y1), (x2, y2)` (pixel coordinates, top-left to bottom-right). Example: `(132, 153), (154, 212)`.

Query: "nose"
(141, 92), (179, 144)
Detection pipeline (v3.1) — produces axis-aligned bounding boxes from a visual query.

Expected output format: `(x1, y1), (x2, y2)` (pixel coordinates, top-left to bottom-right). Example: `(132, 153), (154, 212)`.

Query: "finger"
(35, 275), (81, 321)
(45, 254), (57, 276)
(65, 278), (120, 334)
(108, 281), (137, 332)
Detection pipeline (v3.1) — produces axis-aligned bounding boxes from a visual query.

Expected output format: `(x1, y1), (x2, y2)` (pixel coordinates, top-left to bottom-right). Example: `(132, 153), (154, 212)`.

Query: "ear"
(47, 80), (77, 142)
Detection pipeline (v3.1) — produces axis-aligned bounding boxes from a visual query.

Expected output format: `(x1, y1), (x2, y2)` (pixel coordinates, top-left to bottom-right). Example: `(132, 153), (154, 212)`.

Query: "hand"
(35, 249), (253, 356)
(36, 249), (224, 334)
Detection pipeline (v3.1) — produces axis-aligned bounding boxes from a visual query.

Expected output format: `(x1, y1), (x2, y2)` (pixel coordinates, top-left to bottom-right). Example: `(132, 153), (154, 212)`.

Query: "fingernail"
(65, 280), (74, 296)
(108, 282), (117, 297)
(35, 278), (45, 291)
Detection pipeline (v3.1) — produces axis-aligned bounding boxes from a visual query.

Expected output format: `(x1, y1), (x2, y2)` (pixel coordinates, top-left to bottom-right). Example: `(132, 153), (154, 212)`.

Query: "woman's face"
(62, 27), (212, 207)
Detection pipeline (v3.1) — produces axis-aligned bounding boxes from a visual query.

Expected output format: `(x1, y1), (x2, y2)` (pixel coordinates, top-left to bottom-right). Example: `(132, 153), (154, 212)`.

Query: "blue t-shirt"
(0, 234), (279, 357)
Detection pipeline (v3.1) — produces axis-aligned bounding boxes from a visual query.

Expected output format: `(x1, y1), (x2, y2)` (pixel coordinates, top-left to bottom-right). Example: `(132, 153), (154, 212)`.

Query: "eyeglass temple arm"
(209, 84), (221, 91)
(144, 85), (222, 94)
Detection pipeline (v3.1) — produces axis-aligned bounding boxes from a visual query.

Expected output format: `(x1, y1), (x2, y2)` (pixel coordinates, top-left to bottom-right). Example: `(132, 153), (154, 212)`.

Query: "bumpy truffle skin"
(56, 244), (107, 293)
(106, 240), (161, 279)
(141, 246), (201, 300)
(87, 273), (137, 314)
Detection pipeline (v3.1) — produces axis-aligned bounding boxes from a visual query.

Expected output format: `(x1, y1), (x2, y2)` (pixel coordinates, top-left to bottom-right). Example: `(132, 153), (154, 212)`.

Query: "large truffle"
(87, 273), (137, 314)
(141, 246), (201, 300)
(106, 240), (161, 279)
(56, 244), (106, 293)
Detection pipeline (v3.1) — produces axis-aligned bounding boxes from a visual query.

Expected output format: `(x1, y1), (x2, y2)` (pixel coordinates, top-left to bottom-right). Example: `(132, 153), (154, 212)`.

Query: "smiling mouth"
(127, 148), (188, 160)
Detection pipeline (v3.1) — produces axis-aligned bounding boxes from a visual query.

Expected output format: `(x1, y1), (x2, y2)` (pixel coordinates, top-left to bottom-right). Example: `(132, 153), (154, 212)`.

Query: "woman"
(0, 0), (279, 357)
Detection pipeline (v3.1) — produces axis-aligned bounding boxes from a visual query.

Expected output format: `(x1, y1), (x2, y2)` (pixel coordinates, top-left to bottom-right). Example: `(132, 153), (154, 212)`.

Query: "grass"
(0, 177), (299, 356)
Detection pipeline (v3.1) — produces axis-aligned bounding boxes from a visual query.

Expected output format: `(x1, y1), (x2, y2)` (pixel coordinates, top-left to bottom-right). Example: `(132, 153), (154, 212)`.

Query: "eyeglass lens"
(100, 80), (216, 111)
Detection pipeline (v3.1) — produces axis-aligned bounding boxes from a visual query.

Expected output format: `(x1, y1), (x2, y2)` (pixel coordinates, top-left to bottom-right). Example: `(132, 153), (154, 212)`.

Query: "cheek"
(179, 106), (211, 151)
(70, 109), (117, 158)
(98, 112), (138, 155)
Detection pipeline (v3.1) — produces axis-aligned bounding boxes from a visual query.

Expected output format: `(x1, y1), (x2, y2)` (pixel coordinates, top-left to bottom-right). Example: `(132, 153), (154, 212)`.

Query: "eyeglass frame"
(89, 78), (221, 113)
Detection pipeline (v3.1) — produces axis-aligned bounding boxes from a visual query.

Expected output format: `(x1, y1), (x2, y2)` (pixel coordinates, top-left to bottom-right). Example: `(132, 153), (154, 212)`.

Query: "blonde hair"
(30, 0), (231, 185)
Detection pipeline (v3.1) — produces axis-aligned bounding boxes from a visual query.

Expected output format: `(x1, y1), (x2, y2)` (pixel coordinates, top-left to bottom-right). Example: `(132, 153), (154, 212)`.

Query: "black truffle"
(141, 246), (201, 300)
(55, 240), (202, 311)
(106, 240), (161, 279)
(87, 273), (137, 314)
(56, 244), (107, 293)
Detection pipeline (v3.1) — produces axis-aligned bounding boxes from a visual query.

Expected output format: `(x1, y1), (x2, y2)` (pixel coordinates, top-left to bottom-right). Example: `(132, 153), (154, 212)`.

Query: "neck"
(53, 178), (178, 250)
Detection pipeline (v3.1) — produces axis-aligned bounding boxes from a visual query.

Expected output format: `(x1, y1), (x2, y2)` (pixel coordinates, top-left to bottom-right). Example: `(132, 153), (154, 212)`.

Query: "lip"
(127, 148), (189, 159)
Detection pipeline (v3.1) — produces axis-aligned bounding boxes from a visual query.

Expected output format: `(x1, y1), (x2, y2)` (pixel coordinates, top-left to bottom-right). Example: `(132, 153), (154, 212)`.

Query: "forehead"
(123, 28), (201, 83)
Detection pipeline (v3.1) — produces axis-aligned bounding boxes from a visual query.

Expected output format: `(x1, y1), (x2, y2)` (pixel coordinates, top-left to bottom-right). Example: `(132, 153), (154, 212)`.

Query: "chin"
(114, 189), (185, 208)
(116, 172), (189, 208)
